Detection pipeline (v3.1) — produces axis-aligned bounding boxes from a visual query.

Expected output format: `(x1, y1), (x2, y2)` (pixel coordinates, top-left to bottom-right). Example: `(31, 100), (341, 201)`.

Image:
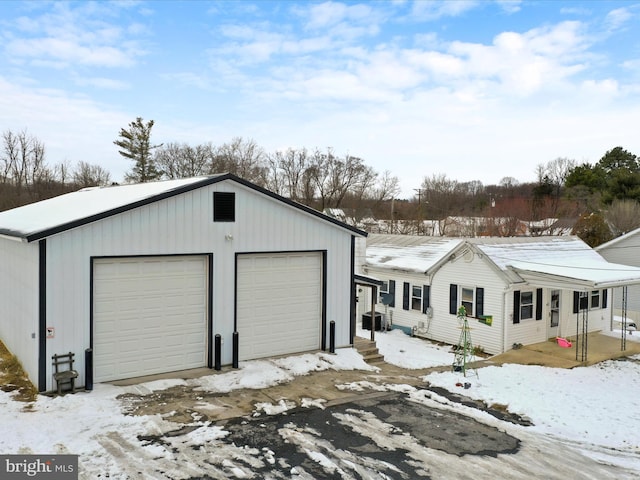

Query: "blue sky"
(1, 1), (639, 197)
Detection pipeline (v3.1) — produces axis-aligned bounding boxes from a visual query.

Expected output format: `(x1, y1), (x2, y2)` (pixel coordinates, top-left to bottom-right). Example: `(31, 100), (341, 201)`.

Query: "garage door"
(93, 256), (208, 382)
(237, 252), (322, 361)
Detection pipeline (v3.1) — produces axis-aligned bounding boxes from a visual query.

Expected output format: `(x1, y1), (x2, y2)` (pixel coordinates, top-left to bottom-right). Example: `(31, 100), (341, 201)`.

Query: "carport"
(508, 258), (640, 362)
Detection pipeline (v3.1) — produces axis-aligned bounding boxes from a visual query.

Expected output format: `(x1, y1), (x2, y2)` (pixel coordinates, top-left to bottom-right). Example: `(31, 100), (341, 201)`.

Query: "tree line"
(3, 118), (640, 246)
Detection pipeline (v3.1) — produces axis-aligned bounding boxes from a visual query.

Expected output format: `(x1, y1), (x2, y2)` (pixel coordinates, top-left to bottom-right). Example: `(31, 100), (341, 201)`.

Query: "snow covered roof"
(0, 174), (366, 242)
(365, 234), (640, 289)
(468, 236), (601, 270)
(470, 236), (640, 289)
(0, 177), (214, 241)
(365, 234), (463, 273)
(508, 260), (640, 289)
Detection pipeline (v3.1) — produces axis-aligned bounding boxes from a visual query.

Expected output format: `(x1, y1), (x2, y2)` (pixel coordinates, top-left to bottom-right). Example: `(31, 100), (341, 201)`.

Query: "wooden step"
(354, 336), (385, 365)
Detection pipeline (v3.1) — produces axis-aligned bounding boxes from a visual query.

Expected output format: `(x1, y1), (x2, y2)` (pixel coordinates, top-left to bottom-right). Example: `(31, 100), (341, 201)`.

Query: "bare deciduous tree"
(72, 161), (112, 188)
(605, 199), (640, 237)
(155, 142), (214, 179)
(1, 129), (48, 197)
(265, 148), (310, 201)
(213, 137), (267, 185)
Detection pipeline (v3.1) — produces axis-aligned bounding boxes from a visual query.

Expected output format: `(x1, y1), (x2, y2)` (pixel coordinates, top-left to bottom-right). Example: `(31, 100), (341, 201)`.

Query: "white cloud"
(2, 2), (147, 69)
(604, 7), (633, 32)
(304, 1), (377, 30)
(410, 0), (479, 21)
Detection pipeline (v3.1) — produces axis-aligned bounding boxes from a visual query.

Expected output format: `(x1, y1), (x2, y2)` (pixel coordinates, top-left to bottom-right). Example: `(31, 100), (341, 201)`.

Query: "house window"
(380, 280), (395, 307)
(520, 291), (533, 320)
(513, 288), (542, 323)
(450, 284), (484, 318)
(213, 192), (235, 222)
(412, 286), (422, 311)
(591, 290), (600, 309)
(461, 287), (474, 317)
(403, 282), (428, 313)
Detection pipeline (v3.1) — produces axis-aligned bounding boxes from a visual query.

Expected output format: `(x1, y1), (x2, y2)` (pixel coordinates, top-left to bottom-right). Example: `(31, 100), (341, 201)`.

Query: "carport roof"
(507, 259), (640, 290)
(0, 173), (367, 242)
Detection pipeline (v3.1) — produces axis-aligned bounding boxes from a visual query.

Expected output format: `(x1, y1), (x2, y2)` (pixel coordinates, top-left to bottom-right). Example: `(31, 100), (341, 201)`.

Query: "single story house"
(357, 234), (640, 355)
(596, 227), (640, 323)
(0, 174), (366, 392)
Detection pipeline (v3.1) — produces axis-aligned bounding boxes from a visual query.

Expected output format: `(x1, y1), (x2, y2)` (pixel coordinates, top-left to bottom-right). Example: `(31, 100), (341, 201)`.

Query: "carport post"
(232, 331), (239, 369)
(214, 334), (222, 371)
(329, 321), (336, 353)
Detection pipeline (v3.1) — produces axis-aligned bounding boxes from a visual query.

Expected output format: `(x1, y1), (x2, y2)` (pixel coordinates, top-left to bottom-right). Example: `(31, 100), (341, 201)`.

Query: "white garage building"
(0, 174), (365, 392)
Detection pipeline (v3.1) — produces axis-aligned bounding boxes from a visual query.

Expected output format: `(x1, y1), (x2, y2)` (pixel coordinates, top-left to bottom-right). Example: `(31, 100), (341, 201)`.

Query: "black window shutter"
(513, 291), (521, 324)
(402, 282), (410, 310)
(535, 288), (543, 320)
(602, 289), (608, 309)
(449, 284), (458, 314)
(422, 285), (430, 314)
(476, 287), (484, 317)
(389, 280), (396, 308)
(573, 291), (579, 313)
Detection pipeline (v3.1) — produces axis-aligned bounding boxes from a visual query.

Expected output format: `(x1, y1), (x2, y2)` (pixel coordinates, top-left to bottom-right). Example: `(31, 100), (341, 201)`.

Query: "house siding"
(506, 288), (610, 347)
(427, 250), (507, 355)
(363, 249), (508, 355)
(38, 180), (355, 391)
(0, 237), (40, 385)
(596, 233), (640, 322)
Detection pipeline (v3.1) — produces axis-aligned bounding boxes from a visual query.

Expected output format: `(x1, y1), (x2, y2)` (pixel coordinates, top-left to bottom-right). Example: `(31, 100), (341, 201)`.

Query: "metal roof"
(365, 234), (640, 289)
(0, 173), (367, 242)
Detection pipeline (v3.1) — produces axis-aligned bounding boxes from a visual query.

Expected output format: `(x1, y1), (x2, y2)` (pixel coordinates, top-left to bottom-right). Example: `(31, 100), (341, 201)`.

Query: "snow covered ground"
(1, 328), (639, 478)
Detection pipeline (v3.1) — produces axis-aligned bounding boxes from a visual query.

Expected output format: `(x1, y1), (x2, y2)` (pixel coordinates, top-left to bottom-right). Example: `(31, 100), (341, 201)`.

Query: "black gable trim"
(24, 173), (367, 242)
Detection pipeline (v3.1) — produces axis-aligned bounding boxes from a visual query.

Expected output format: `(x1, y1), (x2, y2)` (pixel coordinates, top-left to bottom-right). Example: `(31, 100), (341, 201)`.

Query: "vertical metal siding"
(42, 182), (355, 390)
(0, 238), (40, 385)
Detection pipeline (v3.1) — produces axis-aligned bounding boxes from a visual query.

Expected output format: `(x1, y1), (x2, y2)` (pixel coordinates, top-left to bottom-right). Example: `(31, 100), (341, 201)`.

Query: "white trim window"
(412, 285), (422, 311)
(461, 287), (475, 317)
(520, 291), (534, 320)
(590, 290), (600, 309)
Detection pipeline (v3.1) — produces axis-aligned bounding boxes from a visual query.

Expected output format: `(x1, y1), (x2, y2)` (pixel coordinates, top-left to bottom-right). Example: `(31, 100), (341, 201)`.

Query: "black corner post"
(232, 331), (239, 368)
(329, 321), (336, 354)
(84, 348), (93, 391)
(214, 334), (222, 371)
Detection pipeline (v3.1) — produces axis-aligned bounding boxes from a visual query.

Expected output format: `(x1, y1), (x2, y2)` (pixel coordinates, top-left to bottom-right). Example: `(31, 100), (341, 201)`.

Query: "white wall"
(596, 233), (640, 321)
(42, 180), (356, 390)
(363, 249), (509, 355)
(428, 250), (507, 355)
(0, 237), (39, 385)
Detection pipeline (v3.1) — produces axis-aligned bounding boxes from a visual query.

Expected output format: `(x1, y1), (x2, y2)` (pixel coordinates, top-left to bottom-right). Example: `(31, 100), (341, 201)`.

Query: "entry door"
(549, 290), (560, 338)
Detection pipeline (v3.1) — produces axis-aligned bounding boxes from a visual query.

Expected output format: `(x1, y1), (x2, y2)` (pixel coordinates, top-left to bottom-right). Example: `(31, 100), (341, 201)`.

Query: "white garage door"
(93, 256), (208, 382)
(237, 252), (322, 361)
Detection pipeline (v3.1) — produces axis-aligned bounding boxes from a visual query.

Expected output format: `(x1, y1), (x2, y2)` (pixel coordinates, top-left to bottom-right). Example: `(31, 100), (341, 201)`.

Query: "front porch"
(489, 332), (640, 368)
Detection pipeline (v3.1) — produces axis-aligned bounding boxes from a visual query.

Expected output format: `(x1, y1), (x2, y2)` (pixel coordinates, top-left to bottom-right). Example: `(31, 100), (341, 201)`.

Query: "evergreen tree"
(114, 117), (162, 183)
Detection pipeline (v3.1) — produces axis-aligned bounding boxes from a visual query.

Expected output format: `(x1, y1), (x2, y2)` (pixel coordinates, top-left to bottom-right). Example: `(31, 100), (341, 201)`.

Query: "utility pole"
(414, 188), (425, 235)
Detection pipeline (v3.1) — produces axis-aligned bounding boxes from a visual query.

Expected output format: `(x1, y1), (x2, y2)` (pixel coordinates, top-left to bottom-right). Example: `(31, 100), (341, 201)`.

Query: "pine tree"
(114, 117), (163, 183)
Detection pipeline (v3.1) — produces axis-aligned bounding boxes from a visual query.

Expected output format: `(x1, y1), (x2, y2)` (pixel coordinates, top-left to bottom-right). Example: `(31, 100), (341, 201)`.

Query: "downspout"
(502, 288), (509, 353)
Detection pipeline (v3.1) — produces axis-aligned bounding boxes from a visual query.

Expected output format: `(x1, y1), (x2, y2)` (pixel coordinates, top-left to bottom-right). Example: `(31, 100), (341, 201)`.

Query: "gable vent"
(213, 192), (235, 222)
